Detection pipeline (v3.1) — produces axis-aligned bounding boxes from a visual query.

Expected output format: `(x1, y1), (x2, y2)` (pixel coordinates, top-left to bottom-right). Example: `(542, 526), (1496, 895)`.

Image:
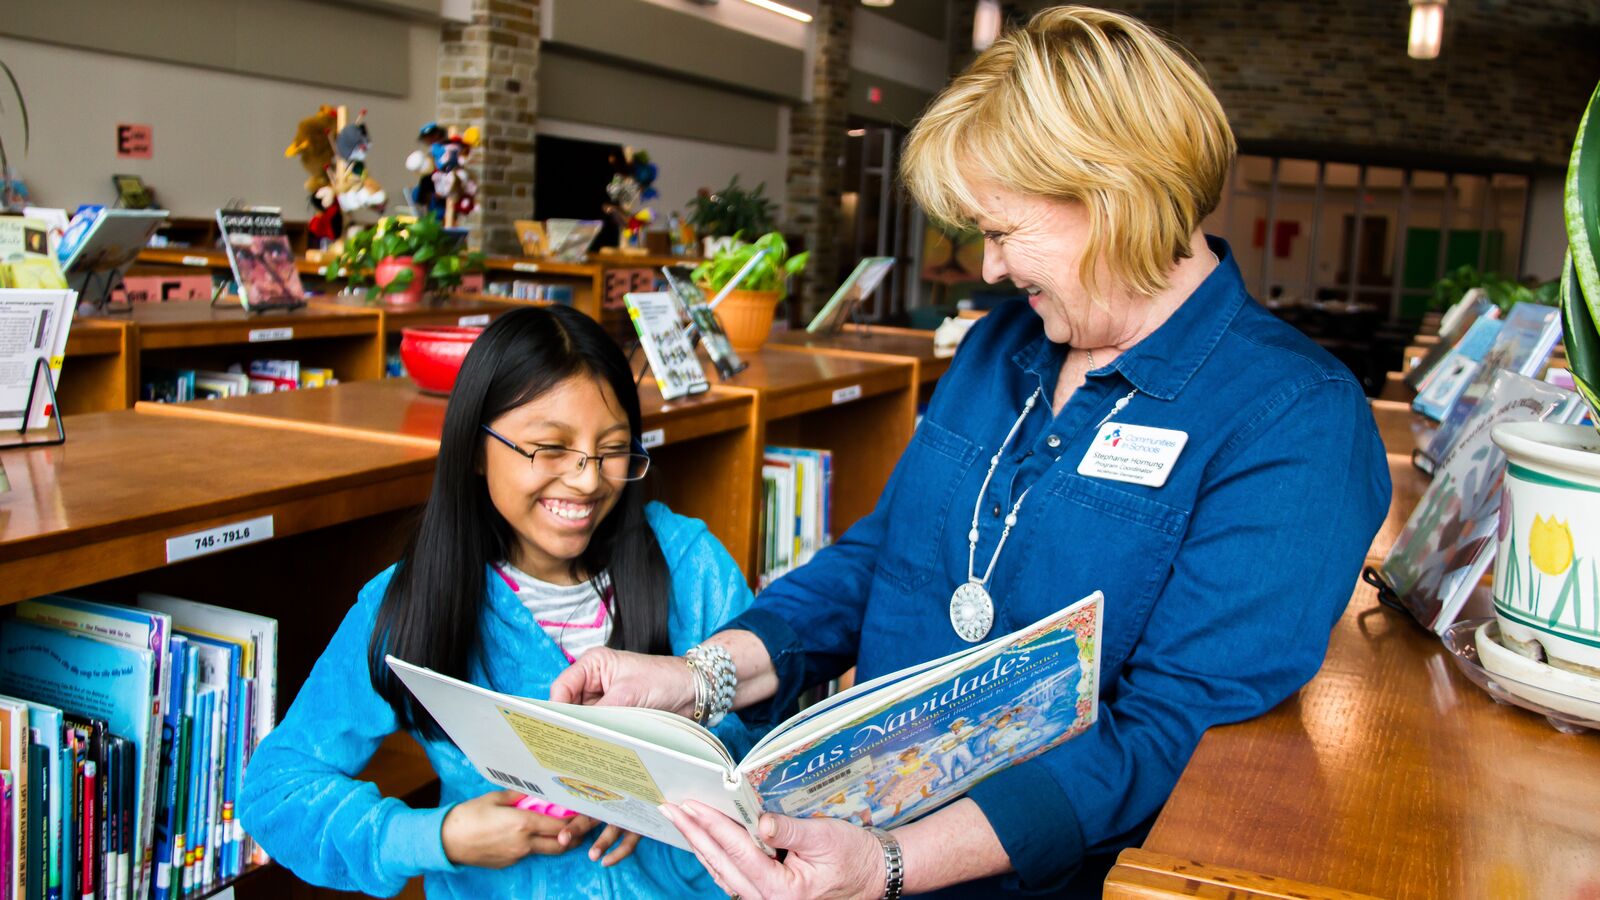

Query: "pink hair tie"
(515, 794), (578, 818)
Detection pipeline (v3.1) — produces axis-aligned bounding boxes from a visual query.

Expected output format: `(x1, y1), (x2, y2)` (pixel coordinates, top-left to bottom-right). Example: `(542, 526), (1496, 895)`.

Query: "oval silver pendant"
(949, 581), (995, 643)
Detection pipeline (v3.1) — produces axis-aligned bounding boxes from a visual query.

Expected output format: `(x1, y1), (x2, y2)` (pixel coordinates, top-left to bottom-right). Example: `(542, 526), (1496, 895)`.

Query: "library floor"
(6, 312), (1599, 899)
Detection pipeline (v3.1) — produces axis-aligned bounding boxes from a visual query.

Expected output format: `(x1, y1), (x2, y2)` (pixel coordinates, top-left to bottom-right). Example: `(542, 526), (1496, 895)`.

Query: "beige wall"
(0, 24), (439, 219)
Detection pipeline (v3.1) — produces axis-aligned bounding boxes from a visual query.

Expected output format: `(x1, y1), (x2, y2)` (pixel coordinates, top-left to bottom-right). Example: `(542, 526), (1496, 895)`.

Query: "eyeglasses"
(480, 424), (651, 482)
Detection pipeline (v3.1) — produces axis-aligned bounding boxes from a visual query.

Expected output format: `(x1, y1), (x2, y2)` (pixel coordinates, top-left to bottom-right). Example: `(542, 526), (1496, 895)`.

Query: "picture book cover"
(387, 593), (1101, 851)
(0, 217), (67, 290)
(57, 208), (169, 284)
(0, 290), (76, 433)
(1378, 370), (1576, 633)
(216, 209), (305, 310)
(0, 621), (157, 900)
(543, 219), (602, 263)
(1406, 291), (1496, 390)
(1421, 302), (1564, 467)
(1412, 315), (1503, 421)
(807, 257), (895, 336)
(624, 291), (709, 400)
(661, 266), (746, 380)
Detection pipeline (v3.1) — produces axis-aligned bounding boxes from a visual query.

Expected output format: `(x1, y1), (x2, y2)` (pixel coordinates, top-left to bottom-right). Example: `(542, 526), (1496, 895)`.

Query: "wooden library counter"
(0, 410), (436, 605)
(768, 325), (951, 404)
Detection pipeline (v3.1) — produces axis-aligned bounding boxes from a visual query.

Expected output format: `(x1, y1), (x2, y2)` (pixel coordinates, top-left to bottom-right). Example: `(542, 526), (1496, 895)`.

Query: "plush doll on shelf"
(404, 122), (450, 218)
(405, 124), (479, 227)
(603, 147), (658, 253)
(286, 105), (386, 243)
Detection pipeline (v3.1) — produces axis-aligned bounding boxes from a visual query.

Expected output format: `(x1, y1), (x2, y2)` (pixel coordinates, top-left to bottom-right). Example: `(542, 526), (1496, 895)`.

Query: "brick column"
(785, 0), (853, 318)
(436, 0), (539, 254)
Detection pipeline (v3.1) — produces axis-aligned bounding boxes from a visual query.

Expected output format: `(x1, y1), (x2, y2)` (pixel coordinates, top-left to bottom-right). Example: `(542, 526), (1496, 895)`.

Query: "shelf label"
(181, 255), (209, 267)
(513, 262), (541, 273)
(831, 384), (863, 405)
(166, 515), (274, 564)
(458, 314), (491, 327)
(249, 327), (293, 343)
(640, 428), (665, 449)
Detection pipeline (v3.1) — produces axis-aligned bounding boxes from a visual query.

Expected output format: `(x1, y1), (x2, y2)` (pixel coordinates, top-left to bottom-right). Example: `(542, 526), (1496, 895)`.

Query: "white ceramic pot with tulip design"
(1491, 421), (1600, 676)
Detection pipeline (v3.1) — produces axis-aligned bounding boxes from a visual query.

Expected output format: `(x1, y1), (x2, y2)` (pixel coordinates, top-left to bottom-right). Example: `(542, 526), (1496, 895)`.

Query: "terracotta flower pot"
(376, 256), (428, 306)
(707, 287), (782, 352)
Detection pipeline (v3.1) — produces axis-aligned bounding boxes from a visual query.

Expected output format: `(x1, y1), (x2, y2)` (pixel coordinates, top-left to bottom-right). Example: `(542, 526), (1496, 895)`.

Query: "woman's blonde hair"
(901, 6), (1235, 298)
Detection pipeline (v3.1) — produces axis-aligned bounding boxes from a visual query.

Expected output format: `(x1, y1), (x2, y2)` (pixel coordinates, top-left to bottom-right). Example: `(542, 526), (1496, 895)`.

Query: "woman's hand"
(588, 824), (643, 867)
(548, 647), (696, 717)
(660, 801), (884, 900)
(440, 790), (601, 867)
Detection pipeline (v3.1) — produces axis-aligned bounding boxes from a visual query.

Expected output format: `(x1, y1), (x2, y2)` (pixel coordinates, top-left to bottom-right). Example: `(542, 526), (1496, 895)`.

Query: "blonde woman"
(554, 7), (1389, 896)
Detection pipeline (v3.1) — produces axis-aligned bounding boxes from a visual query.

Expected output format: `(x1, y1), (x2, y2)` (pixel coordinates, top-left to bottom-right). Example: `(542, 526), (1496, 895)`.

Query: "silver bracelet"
(684, 654), (710, 724)
(685, 644), (736, 727)
(867, 827), (904, 900)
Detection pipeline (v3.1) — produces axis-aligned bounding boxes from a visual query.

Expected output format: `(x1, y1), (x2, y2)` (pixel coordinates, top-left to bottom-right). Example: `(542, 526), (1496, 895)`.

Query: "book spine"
(104, 741), (118, 900)
(120, 740), (135, 900)
(151, 642), (185, 900)
(2, 771), (12, 900)
(29, 745), (45, 900)
(79, 763), (93, 900)
(220, 678), (241, 880)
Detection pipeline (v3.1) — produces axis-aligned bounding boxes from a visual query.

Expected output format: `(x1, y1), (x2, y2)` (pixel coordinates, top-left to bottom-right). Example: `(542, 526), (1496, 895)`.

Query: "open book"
(388, 592), (1102, 850)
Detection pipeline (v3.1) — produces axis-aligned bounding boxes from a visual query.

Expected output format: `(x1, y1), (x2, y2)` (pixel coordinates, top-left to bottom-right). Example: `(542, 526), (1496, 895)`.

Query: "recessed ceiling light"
(738, 0), (813, 23)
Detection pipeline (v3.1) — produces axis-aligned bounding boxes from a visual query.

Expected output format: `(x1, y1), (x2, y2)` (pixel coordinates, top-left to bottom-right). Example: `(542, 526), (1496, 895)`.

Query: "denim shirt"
(725, 238), (1390, 895)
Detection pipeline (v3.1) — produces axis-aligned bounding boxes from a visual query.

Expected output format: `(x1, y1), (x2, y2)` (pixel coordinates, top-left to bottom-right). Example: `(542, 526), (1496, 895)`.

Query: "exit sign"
(867, 86), (882, 104)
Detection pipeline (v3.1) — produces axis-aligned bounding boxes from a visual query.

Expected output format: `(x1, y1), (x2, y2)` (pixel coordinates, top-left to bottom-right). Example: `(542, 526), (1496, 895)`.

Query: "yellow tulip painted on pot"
(1529, 515), (1575, 576)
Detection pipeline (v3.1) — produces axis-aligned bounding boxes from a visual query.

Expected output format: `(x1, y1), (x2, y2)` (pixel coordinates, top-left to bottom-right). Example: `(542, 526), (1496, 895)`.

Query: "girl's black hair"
(369, 305), (672, 737)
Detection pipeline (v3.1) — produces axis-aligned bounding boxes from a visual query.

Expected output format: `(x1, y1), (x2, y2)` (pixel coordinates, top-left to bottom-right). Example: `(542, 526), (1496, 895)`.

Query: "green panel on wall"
(847, 70), (935, 127)
(1402, 227), (1507, 316)
(540, 49), (780, 151)
(549, 0), (804, 102)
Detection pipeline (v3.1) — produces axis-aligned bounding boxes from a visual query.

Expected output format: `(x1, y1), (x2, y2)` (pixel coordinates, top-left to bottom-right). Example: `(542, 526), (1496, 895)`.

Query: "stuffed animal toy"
(285, 105), (337, 194)
(289, 105), (386, 242)
(418, 125), (480, 227)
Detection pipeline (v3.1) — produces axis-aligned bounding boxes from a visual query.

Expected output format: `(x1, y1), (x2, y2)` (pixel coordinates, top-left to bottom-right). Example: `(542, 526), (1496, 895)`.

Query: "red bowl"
(400, 326), (482, 394)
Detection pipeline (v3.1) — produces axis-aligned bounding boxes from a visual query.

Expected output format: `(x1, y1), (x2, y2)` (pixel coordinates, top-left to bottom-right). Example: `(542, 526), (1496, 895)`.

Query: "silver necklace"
(950, 378), (1136, 642)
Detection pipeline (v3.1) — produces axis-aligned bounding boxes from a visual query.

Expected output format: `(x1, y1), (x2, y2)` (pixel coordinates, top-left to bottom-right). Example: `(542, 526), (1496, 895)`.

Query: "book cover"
(0, 290), (76, 432)
(806, 257), (895, 336)
(388, 593), (1101, 850)
(23, 702), (64, 900)
(1411, 315), (1503, 421)
(661, 266), (747, 380)
(542, 220), (601, 263)
(58, 208), (168, 288)
(0, 699), (27, 900)
(1422, 302), (1564, 466)
(0, 621), (155, 900)
(216, 209), (305, 310)
(1405, 291), (1496, 390)
(0, 217), (68, 290)
(1380, 370), (1576, 633)
(624, 291), (709, 401)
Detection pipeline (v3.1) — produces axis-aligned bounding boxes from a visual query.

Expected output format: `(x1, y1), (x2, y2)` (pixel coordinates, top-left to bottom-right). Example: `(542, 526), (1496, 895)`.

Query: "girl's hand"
(660, 801), (884, 900)
(588, 824), (643, 866)
(549, 647), (696, 718)
(441, 790), (600, 867)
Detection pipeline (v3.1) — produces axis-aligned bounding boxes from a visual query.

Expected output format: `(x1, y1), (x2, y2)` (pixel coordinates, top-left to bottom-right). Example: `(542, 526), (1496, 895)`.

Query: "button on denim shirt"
(725, 238), (1390, 895)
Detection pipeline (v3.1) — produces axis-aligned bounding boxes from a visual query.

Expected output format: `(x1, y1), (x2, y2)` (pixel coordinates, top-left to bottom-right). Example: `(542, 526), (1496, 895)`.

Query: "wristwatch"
(867, 827), (904, 900)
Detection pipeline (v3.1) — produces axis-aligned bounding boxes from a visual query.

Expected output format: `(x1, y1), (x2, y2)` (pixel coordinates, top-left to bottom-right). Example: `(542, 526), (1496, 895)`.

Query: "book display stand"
(0, 357), (67, 449)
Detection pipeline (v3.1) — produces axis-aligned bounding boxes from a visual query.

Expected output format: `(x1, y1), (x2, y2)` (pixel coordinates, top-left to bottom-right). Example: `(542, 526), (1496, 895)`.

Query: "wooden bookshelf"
(134, 378), (763, 571)
(768, 324), (951, 407)
(133, 247), (327, 278)
(59, 317), (139, 414)
(481, 256), (605, 321)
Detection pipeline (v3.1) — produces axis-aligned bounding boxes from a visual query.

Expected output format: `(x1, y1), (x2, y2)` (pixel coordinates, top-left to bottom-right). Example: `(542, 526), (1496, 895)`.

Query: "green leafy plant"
(0, 60), (30, 209)
(1562, 78), (1600, 430)
(325, 213), (484, 297)
(690, 231), (809, 299)
(685, 176), (777, 239)
(1429, 265), (1558, 315)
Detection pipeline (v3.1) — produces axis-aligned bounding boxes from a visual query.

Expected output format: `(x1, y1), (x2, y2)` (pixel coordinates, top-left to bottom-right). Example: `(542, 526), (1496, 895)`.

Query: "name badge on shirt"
(1077, 423), (1189, 487)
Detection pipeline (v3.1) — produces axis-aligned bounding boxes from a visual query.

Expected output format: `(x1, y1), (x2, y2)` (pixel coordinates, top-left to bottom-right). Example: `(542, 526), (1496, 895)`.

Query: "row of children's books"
(758, 446), (833, 589)
(141, 360), (337, 403)
(481, 281), (575, 304)
(0, 594), (278, 900)
(1372, 291), (1591, 634)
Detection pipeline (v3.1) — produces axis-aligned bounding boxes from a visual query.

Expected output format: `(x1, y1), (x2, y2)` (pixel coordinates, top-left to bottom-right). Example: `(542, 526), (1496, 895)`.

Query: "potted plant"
(1488, 79), (1600, 683)
(691, 231), (808, 352)
(0, 60), (30, 211)
(685, 177), (776, 258)
(324, 213), (483, 306)
(1429, 265), (1559, 315)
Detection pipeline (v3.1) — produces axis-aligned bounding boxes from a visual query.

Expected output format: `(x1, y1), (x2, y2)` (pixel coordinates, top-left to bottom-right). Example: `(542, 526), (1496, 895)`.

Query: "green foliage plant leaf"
(1567, 80), (1600, 330)
(1561, 251), (1600, 423)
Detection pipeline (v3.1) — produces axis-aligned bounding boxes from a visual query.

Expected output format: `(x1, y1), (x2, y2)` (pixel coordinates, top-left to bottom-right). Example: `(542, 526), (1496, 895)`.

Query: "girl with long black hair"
(240, 305), (759, 897)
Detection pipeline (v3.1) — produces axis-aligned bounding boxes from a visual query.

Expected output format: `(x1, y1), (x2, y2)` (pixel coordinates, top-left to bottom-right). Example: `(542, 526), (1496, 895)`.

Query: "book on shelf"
(1418, 302), (1564, 470)
(1405, 290), (1497, 391)
(388, 592), (1102, 850)
(1411, 315), (1502, 421)
(1374, 369), (1581, 633)
(758, 447), (832, 588)
(624, 291), (709, 401)
(0, 698), (28, 900)
(484, 281), (574, 304)
(0, 289), (76, 432)
(660, 266), (747, 380)
(216, 209), (306, 311)
(543, 219), (602, 263)
(806, 257), (896, 336)
(0, 595), (278, 900)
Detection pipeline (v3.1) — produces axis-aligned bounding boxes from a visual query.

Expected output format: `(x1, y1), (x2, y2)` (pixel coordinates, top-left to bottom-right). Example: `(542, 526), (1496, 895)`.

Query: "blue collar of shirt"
(1011, 236), (1248, 401)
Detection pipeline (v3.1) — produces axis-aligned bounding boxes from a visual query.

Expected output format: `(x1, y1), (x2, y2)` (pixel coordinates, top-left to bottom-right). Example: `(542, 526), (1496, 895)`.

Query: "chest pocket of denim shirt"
(875, 419), (981, 593)
(1000, 472), (1189, 671)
